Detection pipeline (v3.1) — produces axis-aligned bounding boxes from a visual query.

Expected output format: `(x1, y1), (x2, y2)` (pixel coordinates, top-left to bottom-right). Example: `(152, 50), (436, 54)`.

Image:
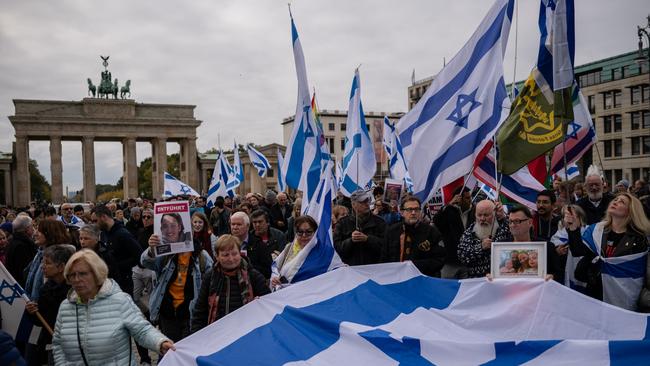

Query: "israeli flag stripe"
(246, 144), (271, 177)
(206, 151), (231, 207)
(277, 148), (286, 192)
(163, 172), (199, 197)
(601, 253), (647, 279)
(233, 141), (244, 184)
(383, 116), (414, 192)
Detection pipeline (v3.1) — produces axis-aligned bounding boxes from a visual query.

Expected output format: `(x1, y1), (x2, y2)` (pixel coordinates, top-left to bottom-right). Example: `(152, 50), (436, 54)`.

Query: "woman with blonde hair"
(52, 249), (174, 365)
(565, 192), (650, 310)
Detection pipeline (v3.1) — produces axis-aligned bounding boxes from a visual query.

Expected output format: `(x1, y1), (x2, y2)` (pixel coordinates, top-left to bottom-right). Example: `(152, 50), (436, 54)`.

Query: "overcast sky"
(0, 0), (646, 193)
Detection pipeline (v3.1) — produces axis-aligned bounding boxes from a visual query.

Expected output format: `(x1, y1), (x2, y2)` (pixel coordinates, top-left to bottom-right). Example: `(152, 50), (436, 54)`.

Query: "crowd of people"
(0, 168), (649, 365)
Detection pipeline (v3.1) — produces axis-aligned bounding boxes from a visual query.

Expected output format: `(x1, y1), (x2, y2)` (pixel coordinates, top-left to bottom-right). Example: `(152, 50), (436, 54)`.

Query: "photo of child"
(498, 249), (540, 276)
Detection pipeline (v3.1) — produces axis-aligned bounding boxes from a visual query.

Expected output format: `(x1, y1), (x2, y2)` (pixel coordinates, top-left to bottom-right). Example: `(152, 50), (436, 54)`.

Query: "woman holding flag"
(271, 215), (318, 289)
(565, 192), (650, 311)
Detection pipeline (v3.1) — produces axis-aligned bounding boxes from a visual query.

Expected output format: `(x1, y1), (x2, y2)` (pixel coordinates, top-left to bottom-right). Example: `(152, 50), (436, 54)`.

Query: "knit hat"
(0, 222), (12, 234)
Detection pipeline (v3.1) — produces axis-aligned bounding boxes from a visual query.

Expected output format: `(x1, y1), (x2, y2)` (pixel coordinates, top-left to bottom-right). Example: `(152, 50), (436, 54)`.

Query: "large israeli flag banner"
(163, 171), (199, 197)
(397, 0), (513, 203)
(160, 262), (650, 365)
(340, 69), (376, 197)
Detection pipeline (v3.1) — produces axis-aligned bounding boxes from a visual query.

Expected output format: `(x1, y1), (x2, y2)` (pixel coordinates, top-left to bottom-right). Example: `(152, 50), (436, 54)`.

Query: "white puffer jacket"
(52, 279), (169, 365)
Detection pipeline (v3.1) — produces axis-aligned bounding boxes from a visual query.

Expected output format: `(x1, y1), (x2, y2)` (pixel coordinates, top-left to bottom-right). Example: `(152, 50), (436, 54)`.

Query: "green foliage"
(29, 159), (51, 203)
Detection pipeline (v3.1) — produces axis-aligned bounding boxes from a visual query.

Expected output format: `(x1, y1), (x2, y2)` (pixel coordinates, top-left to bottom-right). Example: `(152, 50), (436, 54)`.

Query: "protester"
(334, 190), (386, 266)
(533, 189), (561, 241)
(573, 182), (586, 202)
(577, 165), (614, 224)
(52, 249), (174, 364)
(25, 220), (71, 300)
(229, 211), (272, 279)
(251, 209), (287, 260)
(433, 186), (474, 279)
(286, 198), (302, 242)
(457, 200), (512, 278)
(0, 330), (25, 366)
(373, 199), (401, 226)
(5, 215), (37, 287)
(331, 205), (349, 232)
(58, 202), (83, 228)
(78, 224), (119, 280)
(0, 228), (8, 265)
(209, 196), (231, 236)
(24, 245), (75, 365)
(191, 212), (216, 259)
(142, 233), (213, 342)
(269, 192), (292, 232)
(125, 207), (143, 238)
(191, 235), (269, 333)
(94, 204), (141, 295)
(271, 215), (318, 289)
(382, 196), (446, 277)
(614, 179), (630, 193)
(550, 204), (587, 285)
(565, 192), (650, 311)
(134, 208), (156, 366)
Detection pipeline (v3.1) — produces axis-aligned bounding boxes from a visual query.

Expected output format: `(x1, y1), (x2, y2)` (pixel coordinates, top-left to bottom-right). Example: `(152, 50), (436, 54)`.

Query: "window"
(613, 90), (622, 108)
(614, 139), (622, 156)
(614, 169), (623, 185)
(644, 111), (650, 129)
(604, 170), (613, 189)
(644, 136), (650, 154)
(612, 68), (622, 80)
(326, 137), (335, 154)
(603, 116), (612, 133)
(631, 86), (642, 105)
(340, 123), (346, 131)
(613, 115), (622, 132)
(267, 169), (274, 178)
(340, 138), (345, 151)
(328, 123), (335, 131)
(643, 85), (650, 103)
(578, 71), (601, 87)
(632, 168), (641, 182)
(604, 140), (612, 157)
(632, 112), (641, 130)
(588, 95), (596, 114)
(603, 92), (612, 110)
(365, 124), (370, 132)
(632, 137), (641, 155)
(643, 168), (650, 182)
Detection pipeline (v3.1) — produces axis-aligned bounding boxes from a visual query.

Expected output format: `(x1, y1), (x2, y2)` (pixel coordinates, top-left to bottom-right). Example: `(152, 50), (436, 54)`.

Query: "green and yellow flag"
(496, 70), (572, 175)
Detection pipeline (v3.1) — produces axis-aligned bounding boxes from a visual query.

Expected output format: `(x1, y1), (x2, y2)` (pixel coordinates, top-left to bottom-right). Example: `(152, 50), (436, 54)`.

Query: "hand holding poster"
(153, 201), (193, 257)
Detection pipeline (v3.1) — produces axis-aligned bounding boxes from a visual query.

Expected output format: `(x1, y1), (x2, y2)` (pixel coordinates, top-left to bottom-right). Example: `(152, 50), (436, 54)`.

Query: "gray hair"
(79, 224), (101, 240)
(231, 211), (250, 226)
(12, 215), (33, 233)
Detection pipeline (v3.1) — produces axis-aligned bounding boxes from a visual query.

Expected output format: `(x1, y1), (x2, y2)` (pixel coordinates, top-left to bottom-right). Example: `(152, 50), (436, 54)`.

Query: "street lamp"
(635, 15), (650, 84)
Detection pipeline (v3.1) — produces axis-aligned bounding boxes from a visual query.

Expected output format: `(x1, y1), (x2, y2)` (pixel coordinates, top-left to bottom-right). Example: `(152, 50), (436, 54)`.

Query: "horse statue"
(87, 78), (96, 97)
(112, 78), (119, 99)
(120, 80), (131, 99)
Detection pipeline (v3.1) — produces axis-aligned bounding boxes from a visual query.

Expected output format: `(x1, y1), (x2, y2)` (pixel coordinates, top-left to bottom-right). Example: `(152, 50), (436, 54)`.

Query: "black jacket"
(576, 192), (614, 225)
(210, 208), (231, 236)
(104, 221), (141, 295)
(28, 279), (70, 363)
(432, 204), (475, 265)
(269, 203), (293, 232)
(251, 227), (287, 259)
(242, 234), (273, 279)
(382, 221), (446, 277)
(191, 264), (269, 333)
(334, 213), (386, 266)
(6, 232), (37, 287)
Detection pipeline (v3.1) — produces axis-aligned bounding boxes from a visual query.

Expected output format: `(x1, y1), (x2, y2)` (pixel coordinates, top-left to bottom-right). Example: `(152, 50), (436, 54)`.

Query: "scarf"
(207, 261), (254, 325)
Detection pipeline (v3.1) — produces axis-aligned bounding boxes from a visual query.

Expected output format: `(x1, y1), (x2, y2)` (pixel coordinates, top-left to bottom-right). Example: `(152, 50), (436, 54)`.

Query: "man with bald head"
(577, 165), (614, 224)
(457, 200), (512, 278)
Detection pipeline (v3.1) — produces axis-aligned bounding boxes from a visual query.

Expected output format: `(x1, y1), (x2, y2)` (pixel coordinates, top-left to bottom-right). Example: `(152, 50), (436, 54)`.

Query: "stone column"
(122, 137), (138, 199)
(3, 169), (12, 206)
(49, 136), (63, 204)
(179, 138), (199, 190)
(14, 136), (31, 206)
(82, 136), (96, 202)
(151, 138), (167, 199)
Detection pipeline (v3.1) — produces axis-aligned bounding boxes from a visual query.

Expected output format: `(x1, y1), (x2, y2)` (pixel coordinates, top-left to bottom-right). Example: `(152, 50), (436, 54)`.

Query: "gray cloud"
(1, 0), (646, 191)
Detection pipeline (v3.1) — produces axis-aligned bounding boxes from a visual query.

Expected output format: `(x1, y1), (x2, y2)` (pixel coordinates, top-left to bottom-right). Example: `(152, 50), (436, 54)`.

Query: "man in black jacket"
(5, 215), (36, 287)
(230, 211), (272, 278)
(334, 190), (386, 266)
(250, 209), (287, 260)
(269, 192), (292, 233)
(94, 204), (142, 295)
(432, 186), (474, 278)
(383, 196), (446, 277)
(577, 167), (614, 224)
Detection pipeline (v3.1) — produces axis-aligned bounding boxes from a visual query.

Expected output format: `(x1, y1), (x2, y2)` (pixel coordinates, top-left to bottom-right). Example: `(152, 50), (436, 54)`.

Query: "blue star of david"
(447, 89), (482, 128)
(0, 279), (24, 305)
(179, 184), (192, 194)
(566, 121), (580, 140)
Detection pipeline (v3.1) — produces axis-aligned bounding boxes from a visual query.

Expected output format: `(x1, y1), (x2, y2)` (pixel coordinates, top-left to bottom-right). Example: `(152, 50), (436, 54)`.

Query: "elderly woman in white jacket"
(52, 249), (175, 365)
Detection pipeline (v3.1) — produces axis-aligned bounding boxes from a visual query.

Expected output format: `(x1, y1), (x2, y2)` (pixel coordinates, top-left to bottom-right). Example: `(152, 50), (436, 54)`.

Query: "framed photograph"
(153, 201), (193, 257)
(383, 178), (403, 204)
(491, 242), (546, 279)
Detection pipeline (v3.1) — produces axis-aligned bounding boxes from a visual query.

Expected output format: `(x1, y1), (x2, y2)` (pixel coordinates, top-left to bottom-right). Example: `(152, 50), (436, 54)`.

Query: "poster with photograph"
(383, 178), (404, 204)
(491, 242), (547, 279)
(153, 201), (193, 257)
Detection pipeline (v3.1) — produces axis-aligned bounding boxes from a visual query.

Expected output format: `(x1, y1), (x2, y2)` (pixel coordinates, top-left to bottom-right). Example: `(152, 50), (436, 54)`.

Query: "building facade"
(407, 50), (650, 188)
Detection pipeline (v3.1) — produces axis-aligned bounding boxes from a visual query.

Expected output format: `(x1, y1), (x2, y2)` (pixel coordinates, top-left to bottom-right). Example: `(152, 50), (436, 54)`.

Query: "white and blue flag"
(232, 141), (244, 187)
(160, 262), (650, 366)
(397, 0), (514, 203)
(246, 144), (272, 177)
(382, 116), (413, 193)
(273, 160), (344, 287)
(281, 13), (322, 201)
(163, 171), (199, 197)
(340, 69), (376, 197)
(277, 148), (286, 193)
(0, 262), (41, 345)
(554, 162), (580, 181)
(206, 151), (231, 207)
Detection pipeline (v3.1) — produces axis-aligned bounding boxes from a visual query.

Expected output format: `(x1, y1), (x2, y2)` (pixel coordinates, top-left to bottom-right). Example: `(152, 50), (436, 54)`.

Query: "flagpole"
(510, 0), (519, 99)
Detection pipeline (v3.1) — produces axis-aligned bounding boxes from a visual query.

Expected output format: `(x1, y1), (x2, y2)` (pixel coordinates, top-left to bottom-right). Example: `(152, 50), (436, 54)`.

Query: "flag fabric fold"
(206, 151), (232, 207)
(232, 141), (244, 187)
(277, 148), (286, 193)
(163, 172), (199, 198)
(246, 144), (272, 177)
(397, 0), (514, 203)
(382, 116), (413, 192)
(159, 262), (650, 366)
(0, 262), (41, 345)
(340, 69), (376, 197)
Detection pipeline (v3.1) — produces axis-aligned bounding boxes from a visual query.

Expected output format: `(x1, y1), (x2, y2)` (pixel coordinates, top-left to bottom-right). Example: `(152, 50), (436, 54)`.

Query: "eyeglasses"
(402, 207), (420, 213)
(509, 218), (529, 225)
(296, 230), (315, 237)
(66, 271), (91, 280)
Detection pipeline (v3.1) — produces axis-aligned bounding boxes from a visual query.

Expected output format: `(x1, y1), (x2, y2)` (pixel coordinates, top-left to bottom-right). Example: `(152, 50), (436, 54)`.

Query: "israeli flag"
(281, 13), (322, 201)
(382, 116), (413, 193)
(232, 141), (244, 187)
(340, 69), (376, 197)
(206, 151), (231, 207)
(554, 162), (580, 181)
(163, 171), (199, 197)
(159, 262), (650, 366)
(273, 160), (344, 287)
(277, 148), (286, 193)
(0, 262), (41, 345)
(335, 160), (343, 192)
(479, 183), (498, 201)
(550, 226), (588, 292)
(575, 222), (647, 311)
(397, 0), (513, 203)
(246, 144), (272, 177)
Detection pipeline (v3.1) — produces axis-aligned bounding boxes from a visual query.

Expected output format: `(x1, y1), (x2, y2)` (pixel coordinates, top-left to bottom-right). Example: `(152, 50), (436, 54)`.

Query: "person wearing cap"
(615, 179), (630, 193)
(333, 190), (386, 266)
